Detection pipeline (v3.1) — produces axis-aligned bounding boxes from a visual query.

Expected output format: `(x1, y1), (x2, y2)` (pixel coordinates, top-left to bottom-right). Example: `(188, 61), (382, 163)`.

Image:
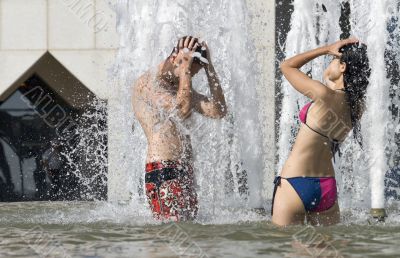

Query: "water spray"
(363, 0), (391, 223)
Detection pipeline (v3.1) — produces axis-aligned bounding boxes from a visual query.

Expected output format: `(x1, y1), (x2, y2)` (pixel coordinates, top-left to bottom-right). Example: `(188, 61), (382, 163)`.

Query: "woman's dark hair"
(339, 43), (371, 147)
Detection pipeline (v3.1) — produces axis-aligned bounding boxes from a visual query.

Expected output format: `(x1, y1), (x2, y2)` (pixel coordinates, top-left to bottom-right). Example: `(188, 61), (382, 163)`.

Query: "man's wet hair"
(169, 36), (207, 65)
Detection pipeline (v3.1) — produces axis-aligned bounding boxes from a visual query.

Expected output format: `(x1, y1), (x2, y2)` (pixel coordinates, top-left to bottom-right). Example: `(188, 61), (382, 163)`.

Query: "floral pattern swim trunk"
(145, 160), (198, 221)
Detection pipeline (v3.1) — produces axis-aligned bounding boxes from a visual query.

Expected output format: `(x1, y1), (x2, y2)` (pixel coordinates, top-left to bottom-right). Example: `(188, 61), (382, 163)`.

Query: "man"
(132, 36), (227, 221)
(0, 141), (14, 201)
(42, 140), (64, 200)
(42, 139), (81, 201)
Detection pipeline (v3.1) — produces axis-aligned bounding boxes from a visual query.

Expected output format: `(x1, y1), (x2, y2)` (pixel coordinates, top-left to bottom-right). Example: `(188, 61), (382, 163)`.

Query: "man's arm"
(174, 37), (200, 119)
(193, 43), (227, 119)
(176, 70), (192, 119)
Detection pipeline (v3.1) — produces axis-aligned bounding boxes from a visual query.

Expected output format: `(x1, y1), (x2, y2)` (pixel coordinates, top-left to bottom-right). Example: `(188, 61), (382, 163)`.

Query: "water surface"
(0, 202), (399, 258)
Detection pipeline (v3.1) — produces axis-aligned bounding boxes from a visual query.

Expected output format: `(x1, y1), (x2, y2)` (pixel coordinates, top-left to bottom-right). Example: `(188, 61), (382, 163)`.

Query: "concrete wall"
(0, 0), (118, 100)
(247, 0), (276, 200)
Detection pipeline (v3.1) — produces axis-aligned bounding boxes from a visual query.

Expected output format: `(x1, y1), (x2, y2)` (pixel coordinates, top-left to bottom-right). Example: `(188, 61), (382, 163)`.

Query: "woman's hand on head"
(327, 37), (359, 57)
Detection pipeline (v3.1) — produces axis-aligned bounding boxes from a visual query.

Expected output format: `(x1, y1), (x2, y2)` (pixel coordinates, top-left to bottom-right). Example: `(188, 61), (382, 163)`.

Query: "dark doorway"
(0, 74), (107, 201)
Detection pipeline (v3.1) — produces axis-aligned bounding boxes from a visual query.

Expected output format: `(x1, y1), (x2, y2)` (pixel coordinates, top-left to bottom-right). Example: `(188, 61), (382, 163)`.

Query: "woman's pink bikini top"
(298, 101), (342, 161)
(299, 102), (313, 124)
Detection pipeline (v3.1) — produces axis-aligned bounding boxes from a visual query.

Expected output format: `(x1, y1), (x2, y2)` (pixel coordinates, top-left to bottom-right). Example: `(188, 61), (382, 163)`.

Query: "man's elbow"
(219, 107), (228, 118)
(211, 106), (227, 119)
(177, 105), (192, 119)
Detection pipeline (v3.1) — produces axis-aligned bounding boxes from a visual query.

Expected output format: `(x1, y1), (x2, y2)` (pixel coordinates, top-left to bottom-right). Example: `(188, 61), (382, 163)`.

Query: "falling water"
(277, 0), (342, 172)
(351, 0), (391, 211)
(108, 0), (267, 221)
(385, 3), (400, 206)
(279, 0), (400, 213)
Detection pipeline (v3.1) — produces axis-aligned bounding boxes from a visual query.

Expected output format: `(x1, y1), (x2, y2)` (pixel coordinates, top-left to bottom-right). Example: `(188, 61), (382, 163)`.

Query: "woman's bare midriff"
(281, 125), (335, 178)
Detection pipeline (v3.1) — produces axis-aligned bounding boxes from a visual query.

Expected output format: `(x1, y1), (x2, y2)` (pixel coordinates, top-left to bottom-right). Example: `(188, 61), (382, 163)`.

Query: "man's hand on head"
(200, 41), (212, 68)
(174, 36), (200, 77)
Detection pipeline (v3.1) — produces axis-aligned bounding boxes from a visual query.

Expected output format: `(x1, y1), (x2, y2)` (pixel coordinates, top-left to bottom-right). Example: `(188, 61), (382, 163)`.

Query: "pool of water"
(0, 202), (400, 258)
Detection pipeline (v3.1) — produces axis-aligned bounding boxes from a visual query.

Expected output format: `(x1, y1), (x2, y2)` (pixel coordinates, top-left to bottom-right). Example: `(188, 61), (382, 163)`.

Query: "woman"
(272, 38), (371, 226)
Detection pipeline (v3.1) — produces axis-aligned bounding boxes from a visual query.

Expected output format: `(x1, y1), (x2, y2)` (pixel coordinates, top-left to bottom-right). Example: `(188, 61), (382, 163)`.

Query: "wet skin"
(132, 36), (227, 164)
(273, 38), (360, 226)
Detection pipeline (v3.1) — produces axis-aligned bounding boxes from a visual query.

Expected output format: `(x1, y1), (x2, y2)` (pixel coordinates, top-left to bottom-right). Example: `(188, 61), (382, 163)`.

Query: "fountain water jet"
(354, 0), (391, 219)
(107, 0), (271, 221)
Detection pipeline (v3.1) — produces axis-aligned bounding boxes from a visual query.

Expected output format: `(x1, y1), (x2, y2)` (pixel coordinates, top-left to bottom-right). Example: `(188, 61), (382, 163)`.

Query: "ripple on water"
(0, 202), (399, 258)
